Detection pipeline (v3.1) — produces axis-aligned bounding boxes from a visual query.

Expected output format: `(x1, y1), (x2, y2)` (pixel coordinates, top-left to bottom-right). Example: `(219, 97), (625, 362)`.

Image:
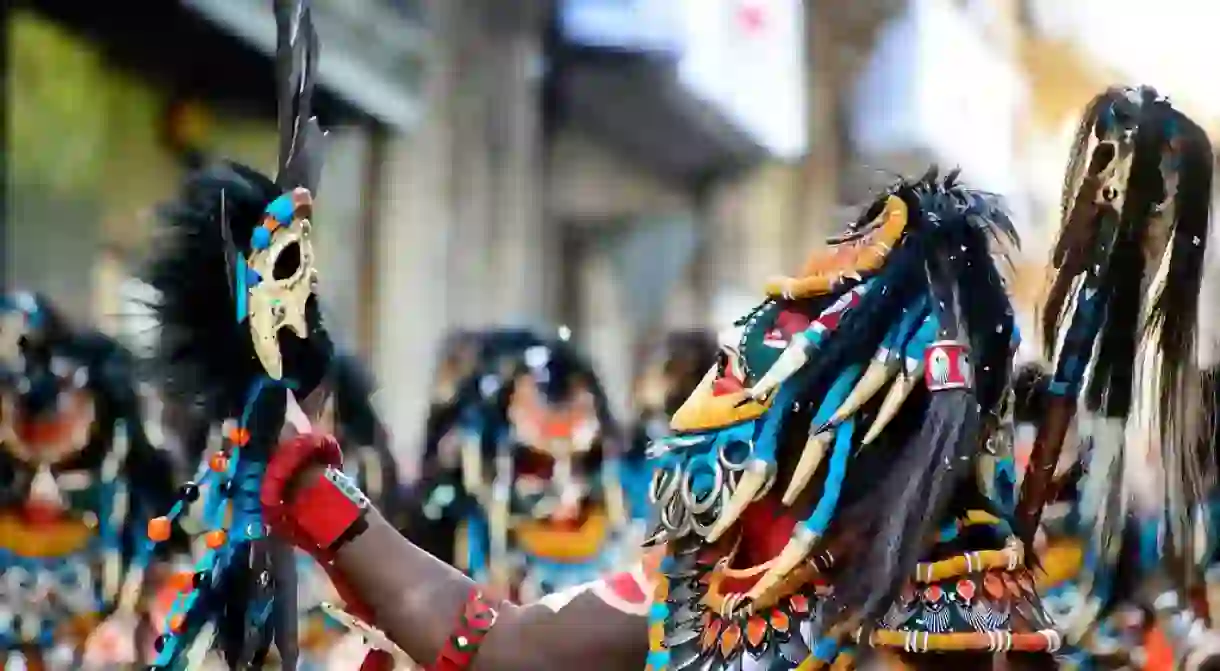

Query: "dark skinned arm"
(336, 509), (648, 671)
(317, 471), (649, 671)
(278, 391), (650, 671)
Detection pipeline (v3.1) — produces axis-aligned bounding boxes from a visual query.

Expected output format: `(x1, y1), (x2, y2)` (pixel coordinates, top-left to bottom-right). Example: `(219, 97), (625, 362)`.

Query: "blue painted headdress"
(142, 1), (333, 667)
(641, 168), (1021, 654)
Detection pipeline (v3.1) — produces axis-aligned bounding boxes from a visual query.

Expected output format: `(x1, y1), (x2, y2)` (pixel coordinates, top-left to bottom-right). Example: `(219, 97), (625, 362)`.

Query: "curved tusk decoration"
(764, 272), (838, 299)
(743, 282), (871, 405)
(765, 197), (908, 299)
(745, 526), (819, 604)
(706, 459), (773, 543)
(825, 357), (898, 427)
(782, 431), (832, 505)
(743, 333), (811, 402)
(860, 365), (922, 446)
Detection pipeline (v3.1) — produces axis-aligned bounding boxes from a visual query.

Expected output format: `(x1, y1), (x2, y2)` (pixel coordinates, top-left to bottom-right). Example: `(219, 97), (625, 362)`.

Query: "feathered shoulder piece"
(141, 1), (332, 667)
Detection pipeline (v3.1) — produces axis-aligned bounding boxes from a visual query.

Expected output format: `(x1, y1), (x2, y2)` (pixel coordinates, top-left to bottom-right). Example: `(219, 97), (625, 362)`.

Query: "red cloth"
(1143, 626), (1173, 671)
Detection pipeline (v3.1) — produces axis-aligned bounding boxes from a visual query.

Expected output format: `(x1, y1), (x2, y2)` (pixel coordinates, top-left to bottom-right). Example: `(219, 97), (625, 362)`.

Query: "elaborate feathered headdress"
(142, 1), (332, 667)
(645, 168), (1020, 644)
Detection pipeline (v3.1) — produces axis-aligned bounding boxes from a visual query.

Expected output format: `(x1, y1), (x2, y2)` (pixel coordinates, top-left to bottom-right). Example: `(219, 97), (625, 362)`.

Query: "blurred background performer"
(0, 291), (179, 670)
(402, 328), (636, 602)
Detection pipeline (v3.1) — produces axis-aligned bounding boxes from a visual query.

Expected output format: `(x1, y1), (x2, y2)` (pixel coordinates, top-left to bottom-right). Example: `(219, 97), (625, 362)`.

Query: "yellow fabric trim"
(514, 508), (609, 561)
(862, 628), (1060, 652)
(0, 512), (93, 558)
(913, 539), (1024, 583)
(647, 571), (671, 669)
(1034, 538), (1083, 589)
(962, 510), (1000, 525)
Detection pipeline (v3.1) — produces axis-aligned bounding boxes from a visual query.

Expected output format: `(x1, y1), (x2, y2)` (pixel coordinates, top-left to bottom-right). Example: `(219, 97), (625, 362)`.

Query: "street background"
(6, 0), (1220, 477)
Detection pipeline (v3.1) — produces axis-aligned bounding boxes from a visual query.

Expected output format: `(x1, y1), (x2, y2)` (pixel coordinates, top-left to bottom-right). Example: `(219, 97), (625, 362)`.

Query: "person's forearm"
(334, 510), (480, 663)
(278, 438), (646, 671)
(332, 510), (649, 671)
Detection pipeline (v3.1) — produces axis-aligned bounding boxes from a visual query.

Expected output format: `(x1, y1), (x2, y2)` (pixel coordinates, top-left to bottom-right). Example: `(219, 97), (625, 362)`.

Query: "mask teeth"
(705, 460), (773, 543)
(744, 333), (811, 401)
(782, 431), (832, 506)
(825, 357), (898, 427)
(744, 526), (819, 604)
(860, 364), (924, 446)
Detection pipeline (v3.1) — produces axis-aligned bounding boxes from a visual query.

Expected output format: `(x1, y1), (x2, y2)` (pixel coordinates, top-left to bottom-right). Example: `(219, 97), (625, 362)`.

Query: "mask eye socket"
(1088, 142), (1115, 176)
(273, 240), (302, 281)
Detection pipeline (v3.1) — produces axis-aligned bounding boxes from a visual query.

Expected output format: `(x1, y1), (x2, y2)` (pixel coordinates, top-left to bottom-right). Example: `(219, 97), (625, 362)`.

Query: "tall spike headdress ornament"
(643, 168), (1060, 669)
(139, 1), (336, 667)
(1018, 86), (1218, 655)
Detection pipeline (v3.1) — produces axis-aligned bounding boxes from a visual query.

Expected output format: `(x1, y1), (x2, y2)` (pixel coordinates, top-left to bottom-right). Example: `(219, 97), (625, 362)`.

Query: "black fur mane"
(1042, 85), (1215, 552)
(809, 168), (1019, 623)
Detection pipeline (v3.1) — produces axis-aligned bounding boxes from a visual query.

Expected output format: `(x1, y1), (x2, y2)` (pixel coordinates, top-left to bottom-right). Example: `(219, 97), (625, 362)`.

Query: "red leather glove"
(262, 433), (347, 558)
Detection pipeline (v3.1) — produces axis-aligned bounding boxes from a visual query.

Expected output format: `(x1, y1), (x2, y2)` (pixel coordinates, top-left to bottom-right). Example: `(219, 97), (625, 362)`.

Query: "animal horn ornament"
(141, 1), (333, 667)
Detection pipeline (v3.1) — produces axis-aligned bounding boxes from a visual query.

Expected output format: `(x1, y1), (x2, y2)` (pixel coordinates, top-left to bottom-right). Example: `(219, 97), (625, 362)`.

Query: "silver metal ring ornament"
(680, 460), (724, 516)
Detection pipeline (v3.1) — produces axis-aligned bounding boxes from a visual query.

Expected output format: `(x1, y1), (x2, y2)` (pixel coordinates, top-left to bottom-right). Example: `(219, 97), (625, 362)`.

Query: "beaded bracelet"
(429, 588), (500, 671)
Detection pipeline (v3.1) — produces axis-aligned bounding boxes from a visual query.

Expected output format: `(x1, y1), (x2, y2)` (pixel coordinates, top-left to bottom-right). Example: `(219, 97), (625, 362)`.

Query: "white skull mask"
(244, 188), (318, 380)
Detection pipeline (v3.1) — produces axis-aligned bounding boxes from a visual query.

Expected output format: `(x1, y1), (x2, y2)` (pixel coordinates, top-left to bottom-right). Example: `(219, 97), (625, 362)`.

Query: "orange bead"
(209, 453), (229, 473)
(167, 571), (194, 593)
(147, 517), (172, 542)
(262, 216), (279, 231)
(169, 614), (185, 633)
(204, 530), (227, 549)
(228, 427), (250, 447)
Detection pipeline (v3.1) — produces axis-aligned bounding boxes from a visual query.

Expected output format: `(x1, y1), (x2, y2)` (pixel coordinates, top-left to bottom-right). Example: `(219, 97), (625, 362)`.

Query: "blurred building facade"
(3, 0), (425, 351)
(6, 0), (1220, 472)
